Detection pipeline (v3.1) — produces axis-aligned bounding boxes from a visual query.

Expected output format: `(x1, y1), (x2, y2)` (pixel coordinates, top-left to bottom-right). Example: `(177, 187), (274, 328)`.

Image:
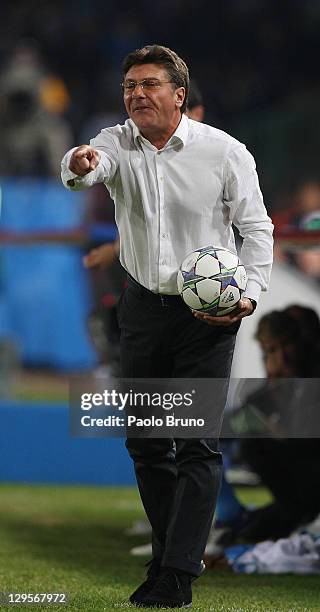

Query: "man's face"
(123, 63), (185, 133)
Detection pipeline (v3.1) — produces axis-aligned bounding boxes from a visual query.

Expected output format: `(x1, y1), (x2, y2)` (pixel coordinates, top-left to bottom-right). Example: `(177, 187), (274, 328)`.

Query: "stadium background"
(0, 2), (320, 609)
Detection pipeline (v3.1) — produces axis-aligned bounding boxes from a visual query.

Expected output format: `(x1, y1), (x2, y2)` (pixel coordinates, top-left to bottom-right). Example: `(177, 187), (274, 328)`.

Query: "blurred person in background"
(0, 40), (70, 116)
(61, 44), (273, 608)
(273, 180), (320, 282)
(206, 305), (320, 561)
(273, 181), (320, 234)
(0, 40), (72, 177)
(292, 183), (320, 282)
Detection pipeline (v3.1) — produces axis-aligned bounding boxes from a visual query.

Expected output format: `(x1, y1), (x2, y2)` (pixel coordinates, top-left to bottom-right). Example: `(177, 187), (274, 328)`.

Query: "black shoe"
(138, 568), (192, 608)
(129, 558), (161, 605)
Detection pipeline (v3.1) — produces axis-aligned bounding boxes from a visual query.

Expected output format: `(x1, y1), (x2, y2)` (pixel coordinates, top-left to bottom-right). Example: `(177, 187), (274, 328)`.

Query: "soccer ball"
(177, 246), (247, 317)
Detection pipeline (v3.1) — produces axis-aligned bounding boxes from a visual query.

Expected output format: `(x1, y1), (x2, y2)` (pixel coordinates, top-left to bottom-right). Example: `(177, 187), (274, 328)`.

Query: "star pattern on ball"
(178, 247), (247, 316)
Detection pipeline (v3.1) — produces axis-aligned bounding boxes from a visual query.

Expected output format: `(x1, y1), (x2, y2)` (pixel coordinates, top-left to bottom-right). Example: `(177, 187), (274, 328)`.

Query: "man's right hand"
(69, 145), (101, 176)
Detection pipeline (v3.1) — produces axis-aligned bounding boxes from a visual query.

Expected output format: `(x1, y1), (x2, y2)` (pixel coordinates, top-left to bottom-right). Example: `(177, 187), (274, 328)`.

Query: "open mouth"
(133, 106), (153, 112)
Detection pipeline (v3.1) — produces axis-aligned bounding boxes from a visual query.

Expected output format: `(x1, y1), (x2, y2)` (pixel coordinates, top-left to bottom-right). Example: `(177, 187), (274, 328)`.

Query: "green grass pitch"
(0, 485), (319, 611)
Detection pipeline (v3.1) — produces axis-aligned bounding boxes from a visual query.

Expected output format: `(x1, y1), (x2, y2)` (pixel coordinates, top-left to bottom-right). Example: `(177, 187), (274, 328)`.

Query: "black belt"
(127, 274), (183, 308)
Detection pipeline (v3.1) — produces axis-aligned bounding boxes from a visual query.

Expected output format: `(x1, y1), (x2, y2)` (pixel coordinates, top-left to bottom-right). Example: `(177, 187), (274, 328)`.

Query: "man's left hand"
(192, 298), (254, 326)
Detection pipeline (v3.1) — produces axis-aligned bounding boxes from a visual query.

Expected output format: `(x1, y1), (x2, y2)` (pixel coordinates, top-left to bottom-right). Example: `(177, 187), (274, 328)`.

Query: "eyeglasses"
(121, 79), (174, 92)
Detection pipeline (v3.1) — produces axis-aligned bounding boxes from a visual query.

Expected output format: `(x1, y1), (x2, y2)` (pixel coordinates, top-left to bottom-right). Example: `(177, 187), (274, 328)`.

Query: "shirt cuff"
(243, 279), (262, 303)
(61, 148), (105, 190)
(62, 148), (80, 181)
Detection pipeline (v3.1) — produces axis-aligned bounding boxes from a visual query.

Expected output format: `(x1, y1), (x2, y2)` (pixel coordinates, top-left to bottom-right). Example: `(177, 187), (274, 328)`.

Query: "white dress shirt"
(61, 114), (273, 300)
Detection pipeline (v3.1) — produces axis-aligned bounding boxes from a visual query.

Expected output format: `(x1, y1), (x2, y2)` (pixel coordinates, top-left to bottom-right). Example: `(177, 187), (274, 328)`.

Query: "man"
(82, 79), (204, 271)
(61, 45), (273, 608)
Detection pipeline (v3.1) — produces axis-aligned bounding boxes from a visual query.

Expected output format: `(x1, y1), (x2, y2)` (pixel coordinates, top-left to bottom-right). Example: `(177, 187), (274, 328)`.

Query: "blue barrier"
(0, 178), (84, 230)
(0, 179), (98, 369)
(0, 403), (135, 485)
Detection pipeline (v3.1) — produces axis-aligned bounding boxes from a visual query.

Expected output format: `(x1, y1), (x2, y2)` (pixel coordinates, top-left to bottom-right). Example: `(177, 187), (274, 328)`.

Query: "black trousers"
(117, 276), (239, 576)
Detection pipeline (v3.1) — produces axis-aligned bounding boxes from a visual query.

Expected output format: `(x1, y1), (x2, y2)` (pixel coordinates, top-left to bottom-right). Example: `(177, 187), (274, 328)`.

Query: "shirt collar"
(131, 113), (189, 149)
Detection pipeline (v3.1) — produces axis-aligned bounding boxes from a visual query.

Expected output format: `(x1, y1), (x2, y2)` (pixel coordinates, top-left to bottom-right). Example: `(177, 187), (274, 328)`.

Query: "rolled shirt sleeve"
(224, 144), (274, 302)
